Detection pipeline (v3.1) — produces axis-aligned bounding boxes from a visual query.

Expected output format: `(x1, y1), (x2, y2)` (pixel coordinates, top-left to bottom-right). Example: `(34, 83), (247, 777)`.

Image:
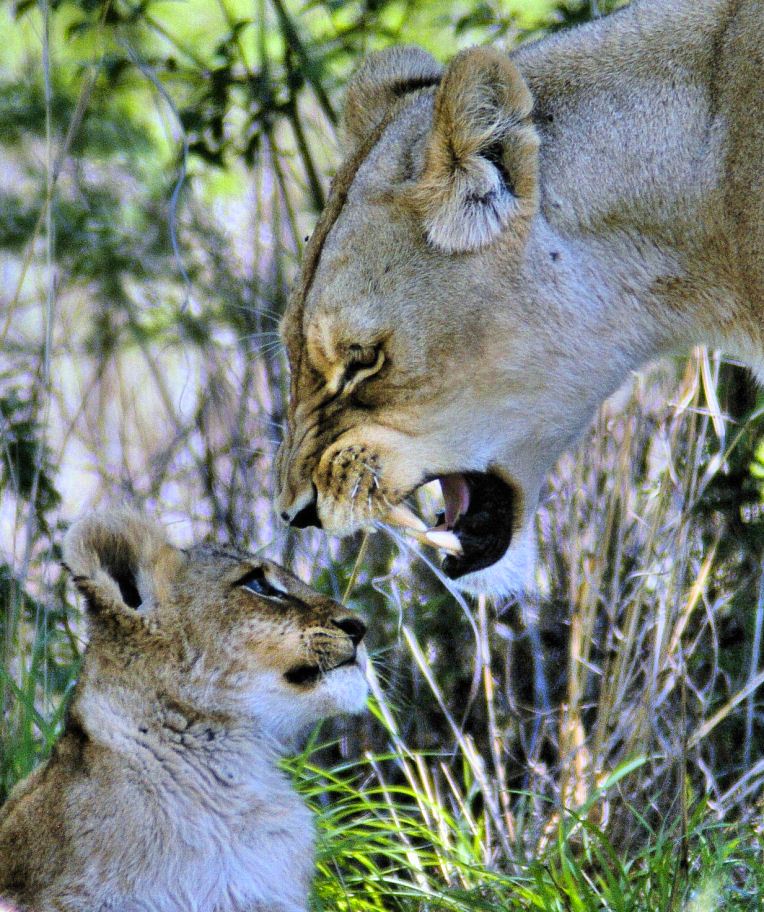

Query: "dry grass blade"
(689, 666), (764, 749)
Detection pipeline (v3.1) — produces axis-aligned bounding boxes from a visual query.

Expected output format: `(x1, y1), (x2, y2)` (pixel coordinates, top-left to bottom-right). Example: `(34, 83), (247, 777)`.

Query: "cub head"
(63, 508), (368, 744)
(277, 46), (591, 597)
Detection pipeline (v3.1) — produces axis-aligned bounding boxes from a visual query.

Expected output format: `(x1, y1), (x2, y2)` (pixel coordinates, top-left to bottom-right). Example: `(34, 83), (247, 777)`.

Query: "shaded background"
(2, 0), (764, 907)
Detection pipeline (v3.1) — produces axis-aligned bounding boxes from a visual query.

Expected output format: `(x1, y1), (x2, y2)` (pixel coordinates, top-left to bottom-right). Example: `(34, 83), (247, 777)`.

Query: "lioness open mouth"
(386, 471), (517, 579)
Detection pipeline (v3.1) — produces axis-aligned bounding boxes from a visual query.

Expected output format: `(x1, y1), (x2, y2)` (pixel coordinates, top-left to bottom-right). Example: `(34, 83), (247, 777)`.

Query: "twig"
(745, 564), (764, 767)
(119, 40), (193, 313)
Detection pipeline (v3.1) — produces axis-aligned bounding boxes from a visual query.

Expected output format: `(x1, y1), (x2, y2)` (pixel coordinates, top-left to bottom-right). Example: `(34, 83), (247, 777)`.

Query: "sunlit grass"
(295, 740), (764, 911)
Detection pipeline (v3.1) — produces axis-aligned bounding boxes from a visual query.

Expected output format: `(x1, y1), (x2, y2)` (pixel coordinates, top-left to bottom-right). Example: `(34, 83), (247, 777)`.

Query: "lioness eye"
(348, 344), (377, 367)
(235, 567), (286, 598)
(344, 345), (384, 384)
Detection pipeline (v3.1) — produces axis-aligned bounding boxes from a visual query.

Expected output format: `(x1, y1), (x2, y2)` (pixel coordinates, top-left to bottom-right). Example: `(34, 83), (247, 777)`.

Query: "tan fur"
(276, 0), (764, 597)
(0, 509), (368, 911)
(344, 45), (442, 152)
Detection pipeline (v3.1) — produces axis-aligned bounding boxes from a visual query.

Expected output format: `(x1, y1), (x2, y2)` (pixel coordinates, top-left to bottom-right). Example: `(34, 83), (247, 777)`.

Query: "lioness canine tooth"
(387, 503), (428, 532)
(424, 529), (464, 555)
(403, 528), (463, 556)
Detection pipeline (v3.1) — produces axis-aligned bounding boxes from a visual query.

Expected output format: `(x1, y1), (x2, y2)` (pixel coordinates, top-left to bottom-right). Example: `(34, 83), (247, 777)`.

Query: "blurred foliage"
(1, 0), (764, 906)
(0, 388), (61, 529)
(0, 387), (79, 797)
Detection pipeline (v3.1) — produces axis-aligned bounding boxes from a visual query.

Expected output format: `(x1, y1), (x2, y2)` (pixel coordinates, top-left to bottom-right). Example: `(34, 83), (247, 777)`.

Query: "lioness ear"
(414, 47), (539, 253)
(63, 508), (180, 630)
(344, 46), (442, 150)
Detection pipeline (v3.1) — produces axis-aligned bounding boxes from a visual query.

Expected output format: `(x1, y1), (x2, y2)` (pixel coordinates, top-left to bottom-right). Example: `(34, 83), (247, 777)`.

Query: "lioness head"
(63, 509), (368, 743)
(277, 46), (600, 596)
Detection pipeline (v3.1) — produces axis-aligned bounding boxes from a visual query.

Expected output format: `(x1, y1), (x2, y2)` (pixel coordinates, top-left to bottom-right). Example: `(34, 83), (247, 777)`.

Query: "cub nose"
(331, 615), (366, 647)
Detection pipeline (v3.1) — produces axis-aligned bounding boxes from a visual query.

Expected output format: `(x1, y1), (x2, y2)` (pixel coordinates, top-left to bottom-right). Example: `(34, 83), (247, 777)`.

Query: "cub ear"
(344, 46), (442, 150)
(413, 47), (539, 254)
(63, 508), (180, 630)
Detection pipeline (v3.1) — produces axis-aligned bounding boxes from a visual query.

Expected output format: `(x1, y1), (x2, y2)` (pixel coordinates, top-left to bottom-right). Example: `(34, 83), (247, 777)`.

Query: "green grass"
(298, 743), (764, 911)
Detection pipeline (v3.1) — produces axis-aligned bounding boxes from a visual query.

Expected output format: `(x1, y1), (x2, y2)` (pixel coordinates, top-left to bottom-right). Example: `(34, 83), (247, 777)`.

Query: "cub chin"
(0, 509), (368, 912)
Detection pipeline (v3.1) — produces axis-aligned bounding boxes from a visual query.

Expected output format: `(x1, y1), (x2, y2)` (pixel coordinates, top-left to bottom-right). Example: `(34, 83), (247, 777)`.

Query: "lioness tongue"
(439, 474), (470, 528)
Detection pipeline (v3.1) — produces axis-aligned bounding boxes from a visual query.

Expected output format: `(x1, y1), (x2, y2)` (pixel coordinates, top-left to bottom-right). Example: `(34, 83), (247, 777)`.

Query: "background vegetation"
(1, 0), (763, 907)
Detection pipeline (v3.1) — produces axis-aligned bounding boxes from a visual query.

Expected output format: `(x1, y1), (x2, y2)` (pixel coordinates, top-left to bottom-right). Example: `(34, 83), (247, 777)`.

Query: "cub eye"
(343, 345), (384, 388)
(235, 567), (286, 598)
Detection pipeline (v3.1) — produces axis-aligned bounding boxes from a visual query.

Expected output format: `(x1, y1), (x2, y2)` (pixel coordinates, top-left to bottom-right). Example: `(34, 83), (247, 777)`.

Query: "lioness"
(0, 509), (368, 912)
(276, 0), (763, 597)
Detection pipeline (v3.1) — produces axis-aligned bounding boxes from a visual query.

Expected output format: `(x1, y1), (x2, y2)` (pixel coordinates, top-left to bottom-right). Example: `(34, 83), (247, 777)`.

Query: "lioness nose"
(282, 487), (322, 529)
(290, 500), (321, 529)
(331, 615), (366, 646)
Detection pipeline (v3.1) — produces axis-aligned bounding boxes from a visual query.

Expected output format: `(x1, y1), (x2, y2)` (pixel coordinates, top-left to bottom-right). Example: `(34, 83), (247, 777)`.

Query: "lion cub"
(0, 509), (368, 912)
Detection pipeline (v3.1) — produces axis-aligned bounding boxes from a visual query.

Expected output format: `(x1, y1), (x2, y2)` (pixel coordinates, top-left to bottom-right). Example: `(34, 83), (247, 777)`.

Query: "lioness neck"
(513, 0), (763, 382)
